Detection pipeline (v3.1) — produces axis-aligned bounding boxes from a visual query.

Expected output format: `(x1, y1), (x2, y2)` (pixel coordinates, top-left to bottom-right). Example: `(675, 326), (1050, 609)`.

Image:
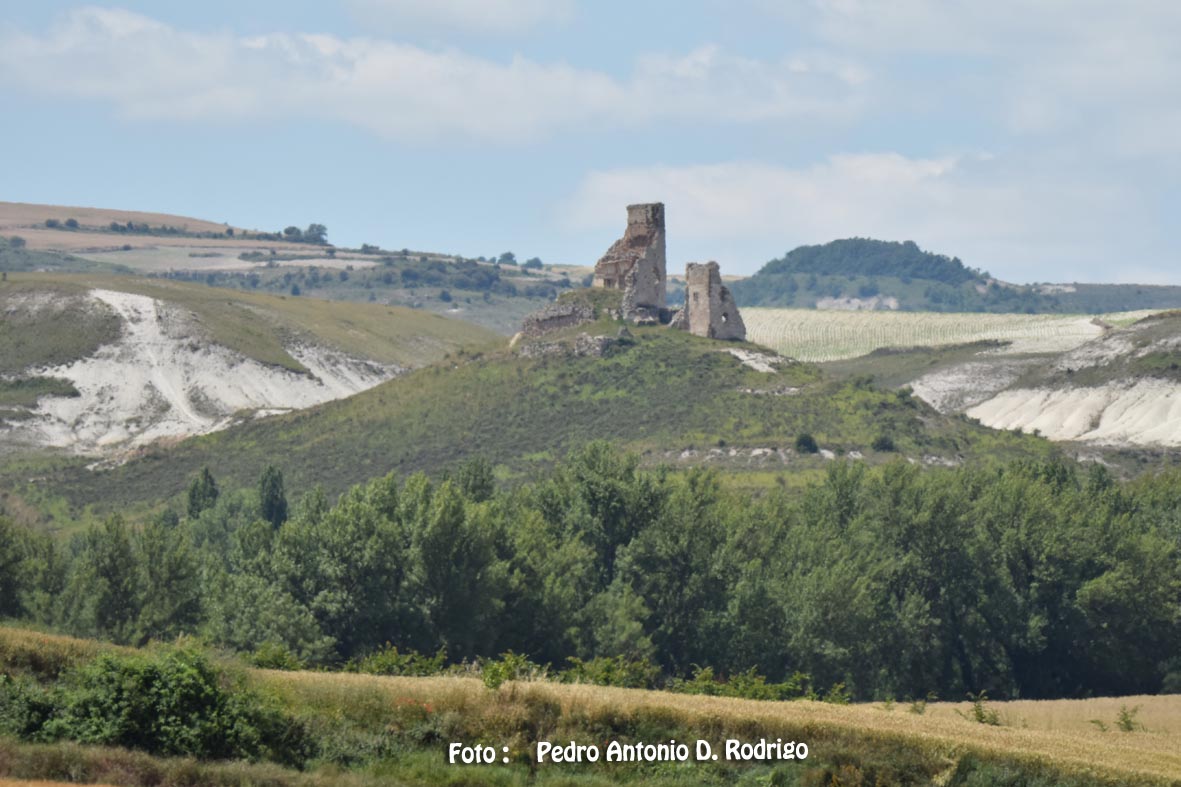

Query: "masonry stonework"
(676, 261), (746, 341)
(592, 203), (666, 318)
(520, 201), (747, 345)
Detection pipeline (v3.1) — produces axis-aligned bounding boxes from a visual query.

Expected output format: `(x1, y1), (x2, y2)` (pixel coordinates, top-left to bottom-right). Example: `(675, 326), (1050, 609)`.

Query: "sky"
(2, 1), (1179, 283)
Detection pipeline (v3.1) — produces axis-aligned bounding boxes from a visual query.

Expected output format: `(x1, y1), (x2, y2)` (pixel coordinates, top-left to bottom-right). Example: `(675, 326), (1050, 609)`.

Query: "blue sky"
(2, 1), (1179, 283)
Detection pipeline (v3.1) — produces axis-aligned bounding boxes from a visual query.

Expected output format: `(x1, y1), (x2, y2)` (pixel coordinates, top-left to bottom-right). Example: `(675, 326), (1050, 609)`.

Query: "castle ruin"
(516, 202), (746, 348)
(592, 203), (745, 341)
(593, 203), (666, 322)
(671, 261), (746, 341)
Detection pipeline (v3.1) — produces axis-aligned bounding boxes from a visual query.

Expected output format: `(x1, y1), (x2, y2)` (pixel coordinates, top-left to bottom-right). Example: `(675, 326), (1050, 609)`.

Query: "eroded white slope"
(913, 313), (1181, 447)
(967, 381), (1181, 446)
(7, 289), (399, 453)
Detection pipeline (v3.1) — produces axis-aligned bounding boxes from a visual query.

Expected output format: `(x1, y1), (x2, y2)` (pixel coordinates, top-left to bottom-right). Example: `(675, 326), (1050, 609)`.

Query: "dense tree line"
(164, 256), (565, 302)
(2, 447), (1179, 702)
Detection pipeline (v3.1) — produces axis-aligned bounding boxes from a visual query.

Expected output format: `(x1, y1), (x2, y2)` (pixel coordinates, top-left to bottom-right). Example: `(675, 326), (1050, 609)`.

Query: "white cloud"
(345, 0), (576, 35)
(776, 0), (1181, 160)
(563, 154), (1157, 281)
(0, 7), (867, 143)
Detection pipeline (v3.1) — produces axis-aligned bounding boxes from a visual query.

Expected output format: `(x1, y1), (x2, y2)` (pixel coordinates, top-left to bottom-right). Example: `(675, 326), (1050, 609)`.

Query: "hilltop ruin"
(517, 201), (745, 346)
(671, 261), (746, 340)
(593, 203), (667, 323)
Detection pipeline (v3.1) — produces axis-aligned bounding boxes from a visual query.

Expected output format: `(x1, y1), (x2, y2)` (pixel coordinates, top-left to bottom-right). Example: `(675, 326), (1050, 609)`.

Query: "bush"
(350, 645), (446, 677)
(795, 433), (819, 454)
(481, 652), (546, 689)
(248, 642), (305, 671)
(559, 656), (661, 689)
(1, 649), (313, 767)
(871, 434), (896, 452)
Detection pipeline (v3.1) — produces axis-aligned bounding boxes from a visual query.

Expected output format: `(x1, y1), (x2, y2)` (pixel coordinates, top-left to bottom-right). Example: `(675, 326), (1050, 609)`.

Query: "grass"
(0, 377), (78, 408)
(819, 340), (1013, 388)
(11, 322), (1053, 516)
(0, 272), (501, 374)
(0, 377), (78, 422)
(0, 626), (1177, 786)
(0, 280), (123, 375)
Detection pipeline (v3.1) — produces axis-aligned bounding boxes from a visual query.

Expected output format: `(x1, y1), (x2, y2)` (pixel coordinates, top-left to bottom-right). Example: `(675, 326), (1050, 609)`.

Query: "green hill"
(755, 238), (981, 285)
(731, 238), (1181, 313)
(0, 271), (501, 375)
(8, 318), (1051, 519)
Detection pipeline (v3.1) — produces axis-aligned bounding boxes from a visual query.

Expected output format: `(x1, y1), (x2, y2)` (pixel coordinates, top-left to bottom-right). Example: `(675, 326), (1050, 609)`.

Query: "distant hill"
(731, 238), (1181, 313)
(0, 202), (576, 335)
(755, 238), (981, 286)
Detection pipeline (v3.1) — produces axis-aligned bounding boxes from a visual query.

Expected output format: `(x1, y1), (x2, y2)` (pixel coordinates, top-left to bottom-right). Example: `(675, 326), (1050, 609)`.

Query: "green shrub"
(795, 433), (819, 453)
(559, 656), (661, 689)
(248, 642), (305, 671)
(350, 644), (446, 677)
(871, 434), (896, 452)
(667, 665), (811, 701)
(957, 691), (1001, 725)
(481, 652), (546, 689)
(2, 649), (313, 767)
(1115, 704), (1143, 732)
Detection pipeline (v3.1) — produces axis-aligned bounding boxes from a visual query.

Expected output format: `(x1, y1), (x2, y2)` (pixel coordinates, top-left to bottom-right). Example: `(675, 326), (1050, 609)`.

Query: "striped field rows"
(743, 308), (1160, 362)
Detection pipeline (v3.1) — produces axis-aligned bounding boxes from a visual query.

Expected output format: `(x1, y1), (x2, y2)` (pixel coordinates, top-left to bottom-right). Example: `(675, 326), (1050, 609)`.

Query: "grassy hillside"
(0, 272), (501, 374)
(168, 254), (577, 335)
(13, 321), (1052, 515)
(0, 627), (1176, 786)
(0, 237), (132, 275)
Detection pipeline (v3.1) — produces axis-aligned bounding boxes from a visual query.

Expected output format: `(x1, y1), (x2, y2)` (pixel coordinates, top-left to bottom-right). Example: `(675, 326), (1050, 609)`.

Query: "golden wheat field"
(258, 670), (1181, 783)
(3, 628), (1180, 784)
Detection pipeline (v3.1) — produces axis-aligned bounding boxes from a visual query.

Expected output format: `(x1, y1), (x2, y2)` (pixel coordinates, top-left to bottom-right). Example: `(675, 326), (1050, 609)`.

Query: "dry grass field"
(259, 670), (1181, 784)
(744, 306), (1160, 362)
(0, 201), (313, 256)
(1, 626), (1178, 784)
(0, 201), (240, 235)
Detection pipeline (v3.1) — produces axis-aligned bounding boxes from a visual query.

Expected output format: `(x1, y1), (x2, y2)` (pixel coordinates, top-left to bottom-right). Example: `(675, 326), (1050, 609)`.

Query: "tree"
(187, 467), (220, 519)
(259, 465), (289, 529)
(8, 236), (25, 249)
(65, 218), (79, 229)
(62, 516), (141, 643)
(283, 226), (303, 240)
(523, 257), (543, 270)
(0, 517), (26, 618)
(135, 518), (201, 643)
(304, 224), (328, 245)
(498, 251), (517, 265)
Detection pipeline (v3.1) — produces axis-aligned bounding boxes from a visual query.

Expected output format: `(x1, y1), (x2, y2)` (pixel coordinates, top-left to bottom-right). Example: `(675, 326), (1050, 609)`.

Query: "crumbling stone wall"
(593, 203), (666, 317)
(675, 261), (746, 341)
(519, 301), (594, 338)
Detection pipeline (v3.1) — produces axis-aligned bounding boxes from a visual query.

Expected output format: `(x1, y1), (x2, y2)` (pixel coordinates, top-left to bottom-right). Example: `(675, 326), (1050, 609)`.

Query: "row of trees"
(2, 447), (1179, 701)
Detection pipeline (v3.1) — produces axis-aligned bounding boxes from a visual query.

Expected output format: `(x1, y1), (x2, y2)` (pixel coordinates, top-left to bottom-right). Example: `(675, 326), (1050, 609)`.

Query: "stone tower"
(592, 203), (666, 315)
(672, 261), (746, 341)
